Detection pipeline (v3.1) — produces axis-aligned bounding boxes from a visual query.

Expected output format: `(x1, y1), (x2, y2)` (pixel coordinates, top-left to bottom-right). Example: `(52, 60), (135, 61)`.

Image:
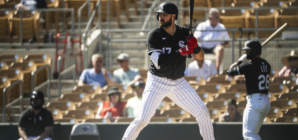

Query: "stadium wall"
(0, 123), (297, 140)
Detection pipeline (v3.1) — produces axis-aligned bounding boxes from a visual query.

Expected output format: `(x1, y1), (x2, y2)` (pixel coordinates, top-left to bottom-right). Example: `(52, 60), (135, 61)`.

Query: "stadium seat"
(188, 76), (206, 86)
(210, 0), (233, 7)
(151, 117), (176, 122)
(10, 61), (37, 93)
(0, 76), (10, 109)
(226, 84), (246, 92)
(247, 9), (278, 38)
(72, 85), (101, 94)
(231, 0), (260, 7)
(114, 117), (134, 123)
(196, 84), (223, 93)
(159, 109), (191, 119)
(77, 100), (102, 111)
(90, 93), (109, 101)
(274, 116), (298, 123)
(64, 0), (94, 23)
(267, 93), (277, 102)
(205, 100), (227, 112)
(207, 75), (231, 85)
(270, 100), (297, 111)
(220, 9), (250, 38)
(271, 76), (296, 88)
(0, 69), (23, 100)
(268, 84), (288, 93)
(290, 85), (298, 92)
(284, 108), (298, 117)
(258, 0), (288, 7)
(0, 54), (23, 65)
(10, 11), (40, 43)
(179, 117), (196, 122)
(47, 108), (63, 120)
(70, 123), (100, 140)
(214, 92), (246, 102)
(0, 62), (9, 70)
(209, 109), (222, 119)
(0, 11), (11, 41)
(197, 92), (214, 102)
(60, 92), (89, 104)
(278, 92), (298, 102)
(138, 69), (148, 78)
(64, 109), (94, 119)
(263, 117), (272, 123)
(46, 100), (76, 112)
(24, 54), (51, 86)
(267, 107), (283, 119)
(121, 93), (135, 101)
(182, 0), (210, 25)
(277, 8), (298, 27)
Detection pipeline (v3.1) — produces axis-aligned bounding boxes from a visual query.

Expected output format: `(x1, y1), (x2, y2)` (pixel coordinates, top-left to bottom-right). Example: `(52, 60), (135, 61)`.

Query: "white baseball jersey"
(194, 20), (230, 49)
(185, 60), (217, 80)
(122, 72), (215, 140)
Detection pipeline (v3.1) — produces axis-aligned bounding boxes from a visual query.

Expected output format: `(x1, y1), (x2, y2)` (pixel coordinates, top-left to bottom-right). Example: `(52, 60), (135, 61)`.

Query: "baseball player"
(122, 2), (215, 140)
(227, 40), (271, 140)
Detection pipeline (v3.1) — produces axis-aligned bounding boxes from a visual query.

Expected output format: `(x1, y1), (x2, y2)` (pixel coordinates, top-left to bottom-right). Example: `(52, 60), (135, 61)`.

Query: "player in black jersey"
(122, 2), (215, 140)
(227, 40), (271, 140)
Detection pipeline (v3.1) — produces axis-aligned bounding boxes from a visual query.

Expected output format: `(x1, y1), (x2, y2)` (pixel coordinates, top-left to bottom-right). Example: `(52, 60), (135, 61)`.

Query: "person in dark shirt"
(17, 0), (47, 10)
(219, 99), (242, 122)
(122, 2), (215, 140)
(227, 40), (271, 140)
(18, 91), (54, 140)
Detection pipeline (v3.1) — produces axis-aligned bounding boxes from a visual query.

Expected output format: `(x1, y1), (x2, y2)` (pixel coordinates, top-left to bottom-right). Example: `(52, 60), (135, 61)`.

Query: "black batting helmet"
(30, 91), (45, 106)
(242, 40), (262, 59)
(155, 2), (178, 21)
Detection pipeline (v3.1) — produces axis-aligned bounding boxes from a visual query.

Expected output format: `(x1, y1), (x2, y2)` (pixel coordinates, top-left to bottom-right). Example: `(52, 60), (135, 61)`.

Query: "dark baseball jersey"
(147, 25), (189, 80)
(228, 57), (271, 95)
(19, 108), (54, 137)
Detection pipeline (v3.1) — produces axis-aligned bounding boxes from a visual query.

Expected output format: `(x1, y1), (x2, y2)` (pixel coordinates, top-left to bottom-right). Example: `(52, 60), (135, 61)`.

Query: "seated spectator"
(95, 87), (126, 122)
(185, 58), (217, 80)
(219, 99), (242, 122)
(113, 53), (141, 86)
(123, 81), (161, 118)
(276, 50), (298, 77)
(194, 8), (230, 72)
(18, 91), (54, 140)
(78, 54), (112, 89)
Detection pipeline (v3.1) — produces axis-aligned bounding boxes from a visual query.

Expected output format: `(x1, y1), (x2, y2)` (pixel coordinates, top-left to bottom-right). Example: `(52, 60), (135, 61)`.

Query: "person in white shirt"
(185, 58), (217, 80)
(123, 81), (161, 118)
(194, 8), (230, 72)
(113, 53), (142, 87)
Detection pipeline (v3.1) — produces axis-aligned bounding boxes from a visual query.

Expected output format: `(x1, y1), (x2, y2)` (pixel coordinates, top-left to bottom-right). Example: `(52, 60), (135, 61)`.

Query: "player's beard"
(159, 18), (172, 28)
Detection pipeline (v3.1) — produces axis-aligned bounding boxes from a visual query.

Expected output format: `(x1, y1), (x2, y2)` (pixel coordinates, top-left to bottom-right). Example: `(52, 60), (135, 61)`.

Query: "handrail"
(57, 50), (76, 97)
(178, 6), (298, 11)
(3, 80), (23, 123)
(31, 64), (51, 104)
(78, 0), (92, 35)
(140, 0), (160, 33)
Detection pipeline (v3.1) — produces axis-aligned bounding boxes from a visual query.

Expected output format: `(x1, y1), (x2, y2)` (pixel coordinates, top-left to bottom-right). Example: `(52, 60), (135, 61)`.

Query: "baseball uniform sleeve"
(147, 30), (162, 55)
(227, 62), (252, 76)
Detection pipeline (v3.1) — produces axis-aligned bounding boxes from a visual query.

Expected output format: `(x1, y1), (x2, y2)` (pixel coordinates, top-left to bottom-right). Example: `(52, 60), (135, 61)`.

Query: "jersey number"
(162, 47), (171, 54)
(258, 74), (269, 90)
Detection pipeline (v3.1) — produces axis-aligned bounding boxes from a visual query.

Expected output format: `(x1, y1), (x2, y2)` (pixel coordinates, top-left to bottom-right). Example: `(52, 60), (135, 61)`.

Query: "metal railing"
(140, 0), (160, 34)
(78, 0), (92, 35)
(57, 50), (76, 97)
(31, 65), (51, 103)
(2, 80), (23, 122)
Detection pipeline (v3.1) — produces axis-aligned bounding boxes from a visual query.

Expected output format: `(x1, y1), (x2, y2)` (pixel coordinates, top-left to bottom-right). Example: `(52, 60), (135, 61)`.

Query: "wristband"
(193, 46), (201, 54)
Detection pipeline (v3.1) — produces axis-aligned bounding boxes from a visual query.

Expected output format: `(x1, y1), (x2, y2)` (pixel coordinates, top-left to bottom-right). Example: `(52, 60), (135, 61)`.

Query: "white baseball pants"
(122, 72), (215, 140)
(243, 93), (271, 140)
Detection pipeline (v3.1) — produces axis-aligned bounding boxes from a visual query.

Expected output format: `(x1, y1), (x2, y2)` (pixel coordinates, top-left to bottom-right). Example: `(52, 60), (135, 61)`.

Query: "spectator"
(18, 91), (54, 140)
(78, 54), (112, 89)
(113, 53), (141, 86)
(95, 87), (126, 122)
(185, 57), (217, 80)
(219, 99), (242, 122)
(123, 81), (161, 118)
(276, 50), (298, 77)
(194, 8), (230, 72)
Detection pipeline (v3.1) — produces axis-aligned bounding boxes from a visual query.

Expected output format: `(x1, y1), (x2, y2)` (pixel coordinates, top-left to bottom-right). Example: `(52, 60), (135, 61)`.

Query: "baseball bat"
(187, 0), (194, 58)
(261, 23), (289, 47)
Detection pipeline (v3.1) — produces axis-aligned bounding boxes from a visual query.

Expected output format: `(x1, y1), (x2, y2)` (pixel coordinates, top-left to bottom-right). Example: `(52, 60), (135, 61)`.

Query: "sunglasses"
(289, 57), (298, 61)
